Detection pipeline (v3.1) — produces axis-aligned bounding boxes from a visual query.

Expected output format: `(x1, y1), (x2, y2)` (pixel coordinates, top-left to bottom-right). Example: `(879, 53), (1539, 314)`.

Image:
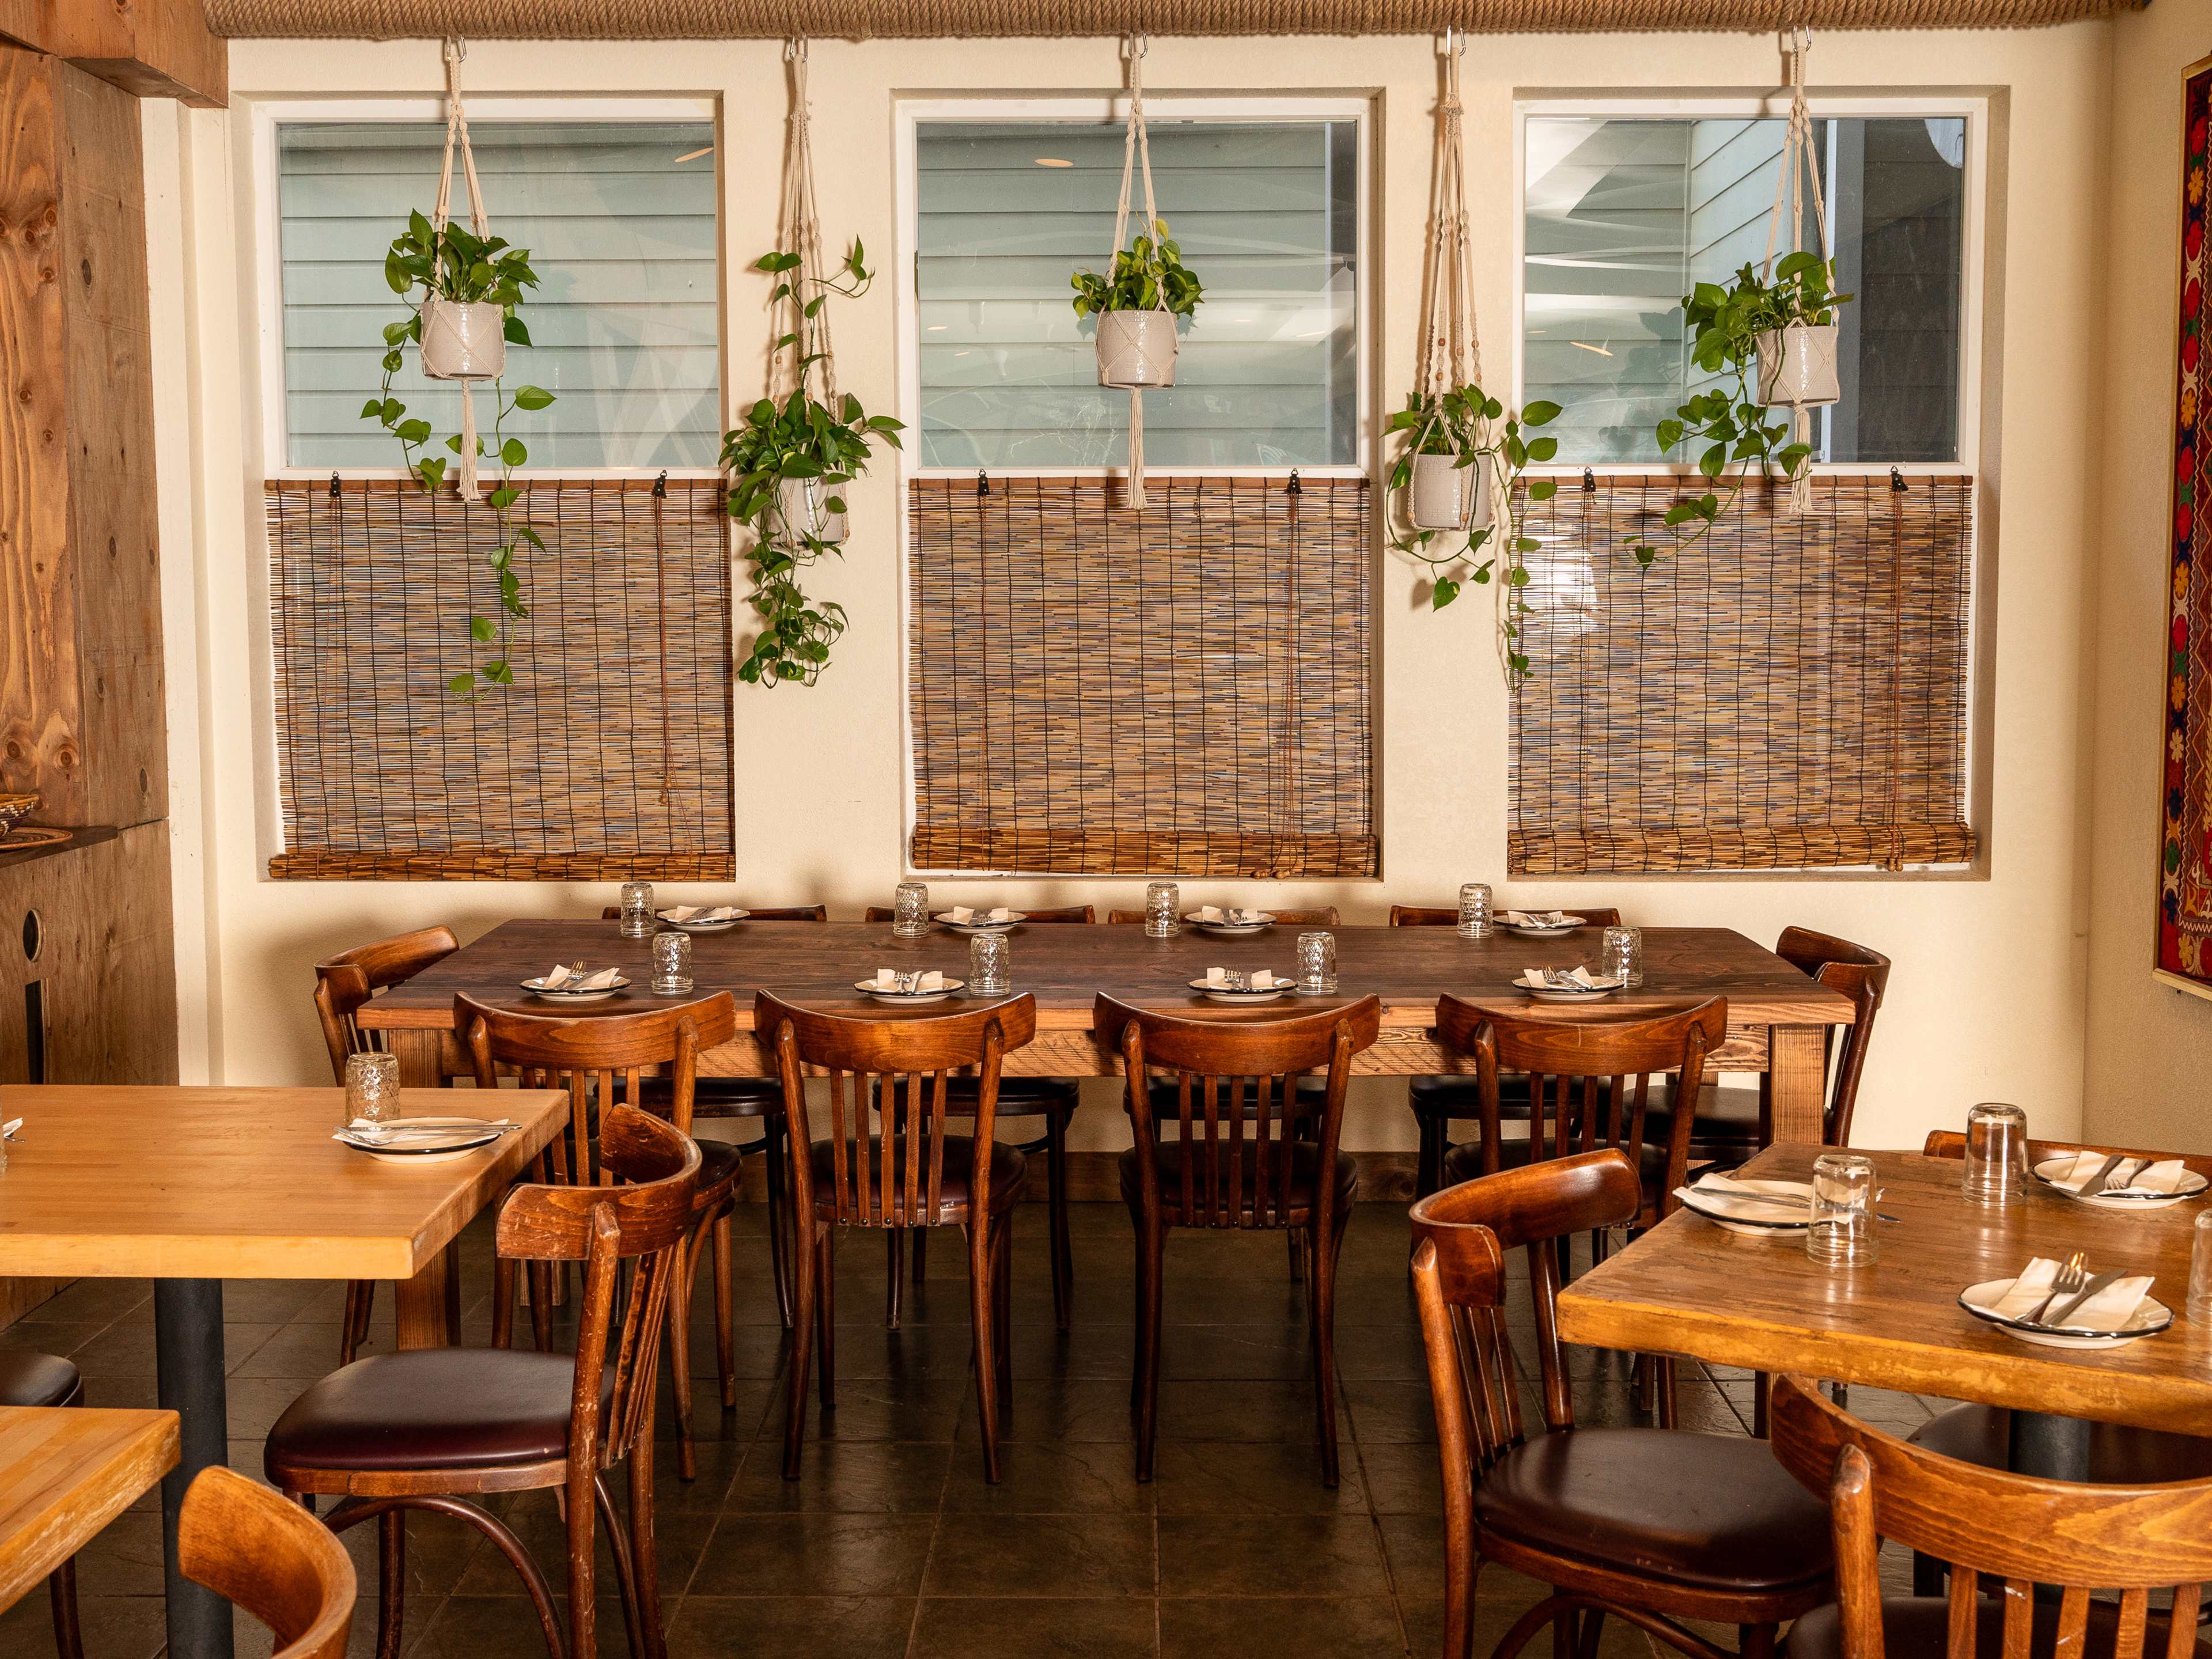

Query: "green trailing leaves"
(1069, 218), (1205, 321)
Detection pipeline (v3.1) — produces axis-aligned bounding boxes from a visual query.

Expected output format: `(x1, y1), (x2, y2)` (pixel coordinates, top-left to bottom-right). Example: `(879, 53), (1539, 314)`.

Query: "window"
(904, 104), (1363, 471)
(1522, 109), (1972, 465)
(270, 112), (719, 471)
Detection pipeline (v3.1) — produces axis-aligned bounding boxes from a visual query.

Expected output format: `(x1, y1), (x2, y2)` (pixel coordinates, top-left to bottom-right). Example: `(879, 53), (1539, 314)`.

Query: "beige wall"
(149, 25), (2115, 1154)
(2080, 7), (2212, 1148)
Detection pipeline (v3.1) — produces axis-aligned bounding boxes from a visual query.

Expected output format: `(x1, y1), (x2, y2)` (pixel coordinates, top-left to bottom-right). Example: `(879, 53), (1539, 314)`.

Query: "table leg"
(393, 1249), (454, 1350)
(155, 1279), (233, 1659)
(386, 1028), (449, 1089)
(1767, 1026), (1829, 1145)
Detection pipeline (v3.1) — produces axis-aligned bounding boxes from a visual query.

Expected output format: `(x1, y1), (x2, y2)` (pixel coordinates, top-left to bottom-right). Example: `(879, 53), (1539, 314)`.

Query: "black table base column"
(155, 1278), (234, 1659)
(2009, 1408), (2093, 1482)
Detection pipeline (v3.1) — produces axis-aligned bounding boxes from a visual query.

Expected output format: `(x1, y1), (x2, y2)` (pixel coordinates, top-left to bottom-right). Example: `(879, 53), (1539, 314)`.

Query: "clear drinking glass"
(344, 1051), (402, 1127)
(892, 881), (930, 937)
(1297, 931), (1338, 993)
(651, 930), (694, 995)
(969, 931), (1010, 995)
(1601, 925), (1643, 986)
(1457, 882), (1494, 938)
(1145, 881), (1180, 938)
(618, 880), (655, 940)
(2190, 1213), (2212, 1319)
(1961, 1102), (2030, 1203)
(1806, 1152), (1878, 1266)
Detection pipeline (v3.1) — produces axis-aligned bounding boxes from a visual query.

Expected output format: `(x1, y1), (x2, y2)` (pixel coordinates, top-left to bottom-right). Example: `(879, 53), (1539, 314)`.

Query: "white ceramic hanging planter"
(418, 298), (507, 380)
(775, 475), (849, 546)
(1755, 321), (1840, 408)
(1408, 451), (1493, 533)
(1096, 309), (1180, 389)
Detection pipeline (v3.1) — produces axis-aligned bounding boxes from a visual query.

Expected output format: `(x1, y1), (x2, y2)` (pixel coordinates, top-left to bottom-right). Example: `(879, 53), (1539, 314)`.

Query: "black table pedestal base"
(155, 1278), (234, 1659)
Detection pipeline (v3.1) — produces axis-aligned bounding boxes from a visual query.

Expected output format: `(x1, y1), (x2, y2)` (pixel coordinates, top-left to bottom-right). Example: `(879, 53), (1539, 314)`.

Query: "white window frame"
(249, 95), (725, 482)
(893, 94), (1376, 483)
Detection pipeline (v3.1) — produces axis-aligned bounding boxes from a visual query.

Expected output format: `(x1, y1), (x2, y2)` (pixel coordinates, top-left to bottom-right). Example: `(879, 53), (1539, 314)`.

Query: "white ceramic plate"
(1187, 976), (1290, 1004)
(658, 909), (748, 933)
(1957, 1277), (2173, 1349)
(1512, 973), (1622, 1004)
(335, 1116), (509, 1165)
(855, 978), (966, 1005)
(1677, 1179), (1815, 1237)
(1499, 913), (1586, 938)
(2031, 1156), (2210, 1210)
(520, 976), (629, 1003)
(934, 912), (1025, 935)
(1184, 914), (1276, 937)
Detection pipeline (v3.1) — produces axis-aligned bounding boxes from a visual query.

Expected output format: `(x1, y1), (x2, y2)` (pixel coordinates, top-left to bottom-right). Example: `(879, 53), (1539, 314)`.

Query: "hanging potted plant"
(361, 42), (554, 699)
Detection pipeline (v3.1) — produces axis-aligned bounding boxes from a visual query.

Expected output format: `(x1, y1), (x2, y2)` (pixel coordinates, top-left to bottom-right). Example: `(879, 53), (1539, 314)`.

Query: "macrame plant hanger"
(1413, 29), (1484, 479)
(431, 37), (493, 494)
(1762, 24), (1831, 516)
(775, 38), (837, 438)
(1107, 34), (1161, 509)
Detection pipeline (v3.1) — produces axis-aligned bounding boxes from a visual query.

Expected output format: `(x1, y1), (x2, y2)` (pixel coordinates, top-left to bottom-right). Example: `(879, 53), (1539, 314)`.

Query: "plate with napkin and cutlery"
(1958, 1255), (2172, 1349)
(332, 1116), (520, 1164)
(935, 907), (1025, 935)
(1184, 907), (1275, 937)
(857, 968), (965, 1005)
(1673, 1172), (1819, 1236)
(1513, 966), (1624, 1003)
(2031, 1150), (2210, 1210)
(1188, 968), (1290, 1004)
(657, 905), (749, 933)
(1498, 910), (1586, 938)
(520, 964), (630, 1002)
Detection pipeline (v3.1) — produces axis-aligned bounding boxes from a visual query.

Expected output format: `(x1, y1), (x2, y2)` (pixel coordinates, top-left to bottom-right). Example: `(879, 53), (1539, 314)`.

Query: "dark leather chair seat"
(266, 1349), (609, 1474)
(666, 1074), (785, 1119)
(1144, 1077), (1325, 1122)
(1409, 1073), (1534, 1122)
(1786, 1596), (2212, 1659)
(1908, 1403), (2212, 1483)
(808, 1135), (1026, 1215)
(1476, 1428), (1832, 1593)
(1120, 1139), (1355, 1216)
(0, 1350), (82, 1408)
(696, 1136), (741, 1192)
(931, 1075), (1080, 1116)
(1440, 1135), (1536, 1185)
(1641, 1086), (1764, 1162)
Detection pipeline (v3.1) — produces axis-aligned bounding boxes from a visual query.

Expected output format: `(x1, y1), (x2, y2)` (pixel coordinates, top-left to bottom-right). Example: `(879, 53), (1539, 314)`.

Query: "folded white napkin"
(872, 968), (945, 992)
(1677, 1173), (1814, 1224)
(2048, 1150), (2191, 1196)
(1203, 967), (1280, 990)
(2, 1116), (19, 1141)
(544, 964), (623, 990)
(662, 905), (741, 923)
(945, 906), (1011, 925)
(1988, 1257), (2156, 1330)
(1524, 964), (1609, 989)
(1504, 910), (1575, 927)
(1196, 906), (1266, 925)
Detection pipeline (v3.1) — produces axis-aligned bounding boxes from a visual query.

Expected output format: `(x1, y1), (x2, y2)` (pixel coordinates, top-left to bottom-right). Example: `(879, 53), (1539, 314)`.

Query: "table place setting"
(1958, 1253), (2172, 1349)
(1190, 967), (1290, 1003)
(935, 905), (1022, 934)
(656, 904), (748, 932)
(1185, 906), (1275, 937)
(331, 1116), (520, 1164)
(1498, 909), (1586, 938)
(2032, 1150), (2209, 1209)
(858, 967), (964, 1004)
(1673, 1171), (1819, 1235)
(520, 963), (629, 1002)
(1513, 965), (1624, 1002)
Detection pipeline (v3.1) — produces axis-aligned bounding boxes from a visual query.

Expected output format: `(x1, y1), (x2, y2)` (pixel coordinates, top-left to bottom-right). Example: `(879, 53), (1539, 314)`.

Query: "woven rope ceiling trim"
(203, 0), (2140, 37)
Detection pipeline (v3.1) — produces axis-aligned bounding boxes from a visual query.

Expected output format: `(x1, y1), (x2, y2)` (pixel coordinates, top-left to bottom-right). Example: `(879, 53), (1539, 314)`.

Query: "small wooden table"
(0, 1406), (177, 1616)
(354, 918), (1858, 1142)
(1557, 1146), (2212, 1459)
(0, 1084), (566, 1659)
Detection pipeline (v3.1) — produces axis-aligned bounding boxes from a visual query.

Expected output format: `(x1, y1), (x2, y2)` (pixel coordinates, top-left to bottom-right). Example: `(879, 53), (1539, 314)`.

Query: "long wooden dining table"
(353, 916), (1859, 1141)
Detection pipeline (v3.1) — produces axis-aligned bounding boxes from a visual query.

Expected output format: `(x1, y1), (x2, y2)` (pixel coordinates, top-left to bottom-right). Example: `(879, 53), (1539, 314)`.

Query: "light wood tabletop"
(1556, 1145), (2212, 1435)
(0, 1406), (177, 1616)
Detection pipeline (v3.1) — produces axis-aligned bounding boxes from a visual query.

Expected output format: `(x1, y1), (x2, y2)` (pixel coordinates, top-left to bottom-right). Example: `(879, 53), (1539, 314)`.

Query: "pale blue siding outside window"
(915, 118), (1359, 470)
(277, 119), (719, 469)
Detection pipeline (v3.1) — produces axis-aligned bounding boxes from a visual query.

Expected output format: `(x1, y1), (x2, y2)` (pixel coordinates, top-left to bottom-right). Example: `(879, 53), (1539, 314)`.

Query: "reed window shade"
(1508, 474), (1976, 875)
(266, 478), (734, 880)
(908, 476), (1375, 877)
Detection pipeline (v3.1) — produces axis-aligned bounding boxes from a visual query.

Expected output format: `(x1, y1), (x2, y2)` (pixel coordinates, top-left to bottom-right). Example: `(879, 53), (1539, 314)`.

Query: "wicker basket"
(419, 299), (507, 381)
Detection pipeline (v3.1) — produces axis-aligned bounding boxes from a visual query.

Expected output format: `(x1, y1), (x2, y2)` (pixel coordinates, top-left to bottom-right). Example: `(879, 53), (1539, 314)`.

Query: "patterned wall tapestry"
(2161, 55), (2212, 990)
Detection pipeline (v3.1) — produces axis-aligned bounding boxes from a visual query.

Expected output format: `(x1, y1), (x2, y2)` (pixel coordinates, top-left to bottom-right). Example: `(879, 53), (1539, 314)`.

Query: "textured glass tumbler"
(2190, 1213), (2212, 1320)
(1962, 1102), (2030, 1203)
(1457, 883), (1494, 938)
(1145, 882), (1180, 938)
(344, 1051), (402, 1127)
(1601, 925), (1644, 986)
(1297, 931), (1338, 993)
(651, 930), (694, 995)
(618, 881), (655, 940)
(1807, 1152), (1878, 1266)
(892, 881), (930, 938)
(970, 931), (1010, 995)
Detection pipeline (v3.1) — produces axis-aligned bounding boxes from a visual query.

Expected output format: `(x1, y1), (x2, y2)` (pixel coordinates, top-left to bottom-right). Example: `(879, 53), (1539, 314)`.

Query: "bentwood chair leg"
(1047, 1109), (1074, 1331)
(563, 1469), (598, 1659)
(993, 1214), (1016, 1406)
(1286, 1229), (1304, 1282)
(665, 1234), (698, 1482)
(713, 1210), (737, 1408)
(969, 1219), (1004, 1483)
(628, 1431), (668, 1659)
(492, 1256), (517, 1350)
(377, 1508), (406, 1659)
(763, 1119), (795, 1330)
(816, 1229), (837, 1411)
(1655, 1357), (1679, 1430)
(1574, 1608), (1605, 1659)
(591, 1473), (644, 1659)
(1740, 1624), (1778, 1659)
(886, 1230), (906, 1329)
(528, 1262), (554, 1353)
(782, 1224), (817, 1479)
(1134, 1222), (1165, 1482)
(340, 1280), (373, 1365)
(1415, 1117), (1448, 1200)
(48, 1558), (83, 1659)
(1312, 1213), (1347, 1489)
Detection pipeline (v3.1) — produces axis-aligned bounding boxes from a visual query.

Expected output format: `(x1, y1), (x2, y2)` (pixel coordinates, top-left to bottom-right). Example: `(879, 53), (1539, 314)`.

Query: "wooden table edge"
(0, 1407), (179, 1616)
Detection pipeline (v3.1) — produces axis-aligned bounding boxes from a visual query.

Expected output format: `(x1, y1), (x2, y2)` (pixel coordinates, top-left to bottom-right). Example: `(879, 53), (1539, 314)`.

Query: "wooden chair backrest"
(1105, 906), (1342, 926)
(1768, 1373), (2212, 1659)
(599, 904), (826, 922)
(310, 925), (460, 1083)
(1432, 997), (1726, 1209)
(497, 1104), (698, 1475)
(456, 992), (738, 1185)
(1093, 994), (1381, 1230)
(178, 1465), (357, 1659)
(1390, 906), (1621, 928)
(1775, 926), (1891, 1145)
(861, 904), (1093, 923)
(755, 991), (1039, 1230)
(1921, 1130), (2212, 1183)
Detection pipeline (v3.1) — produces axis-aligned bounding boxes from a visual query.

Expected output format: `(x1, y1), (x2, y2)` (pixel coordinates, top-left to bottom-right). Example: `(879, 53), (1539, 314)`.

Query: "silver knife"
(2041, 1268), (2127, 1330)
(2076, 1153), (2131, 1199)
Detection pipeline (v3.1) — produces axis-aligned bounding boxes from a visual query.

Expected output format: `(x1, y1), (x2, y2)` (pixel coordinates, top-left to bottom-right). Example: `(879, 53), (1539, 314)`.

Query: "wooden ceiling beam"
(0, 0), (225, 108)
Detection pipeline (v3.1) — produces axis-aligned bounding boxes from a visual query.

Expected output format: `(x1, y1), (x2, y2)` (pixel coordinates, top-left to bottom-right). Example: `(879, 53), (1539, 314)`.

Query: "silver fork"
(2026, 1250), (2089, 1324)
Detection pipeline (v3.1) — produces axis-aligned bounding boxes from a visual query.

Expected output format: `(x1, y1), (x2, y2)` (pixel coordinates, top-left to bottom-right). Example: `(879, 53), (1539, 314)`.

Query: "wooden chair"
(759, 990), (1039, 1483)
(1391, 904), (1622, 1196)
(1105, 904), (1342, 925)
(1094, 992), (1382, 1486)
(1410, 1149), (1834, 1659)
(1, 1350), (88, 1659)
(599, 903), (825, 1330)
(1768, 1372), (2212, 1659)
(862, 904), (1092, 1327)
(267, 1105), (699, 1659)
(178, 1466), (356, 1659)
(459, 991), (741, 1484)
(312, 925), (463, 1365)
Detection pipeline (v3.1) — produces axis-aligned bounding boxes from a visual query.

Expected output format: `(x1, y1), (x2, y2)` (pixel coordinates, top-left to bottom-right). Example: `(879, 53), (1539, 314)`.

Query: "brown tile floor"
(0, 1199), (1949, 1659)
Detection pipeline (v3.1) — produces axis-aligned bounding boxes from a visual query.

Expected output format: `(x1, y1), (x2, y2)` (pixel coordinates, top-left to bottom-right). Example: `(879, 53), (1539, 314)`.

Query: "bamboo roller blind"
(1508, 473), (1976, 874)
(266, 477), (734, 880)
(908, 475), (1376, 878)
